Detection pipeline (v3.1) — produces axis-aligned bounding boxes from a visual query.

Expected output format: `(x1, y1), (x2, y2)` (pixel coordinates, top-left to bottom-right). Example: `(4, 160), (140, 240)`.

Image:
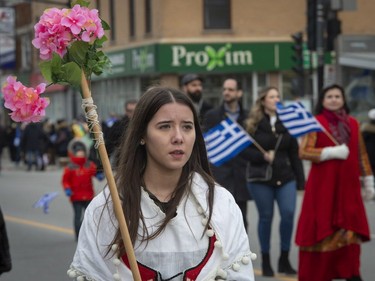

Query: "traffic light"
(306, 0), (316, 51)
(326, 17), (341, 51)
(291, 31), (305, 96)
(291, 31), (304, 76)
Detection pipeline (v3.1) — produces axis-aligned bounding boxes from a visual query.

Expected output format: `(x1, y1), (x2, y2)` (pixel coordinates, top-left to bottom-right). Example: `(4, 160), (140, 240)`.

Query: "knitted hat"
(68, 138), (89, 156)
(181, 74), (203, 85)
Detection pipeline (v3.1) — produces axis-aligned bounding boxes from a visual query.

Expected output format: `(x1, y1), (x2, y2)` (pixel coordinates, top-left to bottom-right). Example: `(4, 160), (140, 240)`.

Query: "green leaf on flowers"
(69, 41), (89, 66)
(100, 19), (111, 31)
(95, 36), (108, 49)
(39, 54), (63, 83)
(61, 62), (82, 87)
(40, 61), (53, 83)
(71, 0), (90, 8)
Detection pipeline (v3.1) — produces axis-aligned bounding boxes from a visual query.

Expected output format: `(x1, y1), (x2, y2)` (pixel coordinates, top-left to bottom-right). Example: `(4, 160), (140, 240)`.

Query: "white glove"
(320, 144), (349, 161)
(361, 175), (375, 201)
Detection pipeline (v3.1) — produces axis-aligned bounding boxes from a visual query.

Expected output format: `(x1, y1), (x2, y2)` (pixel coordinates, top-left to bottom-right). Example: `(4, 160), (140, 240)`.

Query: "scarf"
(322, 108), (351, 145)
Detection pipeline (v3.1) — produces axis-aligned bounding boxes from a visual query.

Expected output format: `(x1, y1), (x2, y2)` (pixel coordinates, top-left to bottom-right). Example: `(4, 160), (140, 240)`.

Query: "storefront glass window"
(342, 67), (375, 122)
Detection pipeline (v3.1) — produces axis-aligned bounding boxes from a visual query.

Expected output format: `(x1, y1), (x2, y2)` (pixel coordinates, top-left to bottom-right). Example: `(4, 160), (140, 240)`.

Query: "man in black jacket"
(203, 78), (251, 230)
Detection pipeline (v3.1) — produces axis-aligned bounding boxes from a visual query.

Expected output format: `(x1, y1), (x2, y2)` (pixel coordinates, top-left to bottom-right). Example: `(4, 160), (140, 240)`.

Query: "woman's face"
(262, 89), (280, 114)
(143, 102), (196, 174)
(322, 88), (344, 112)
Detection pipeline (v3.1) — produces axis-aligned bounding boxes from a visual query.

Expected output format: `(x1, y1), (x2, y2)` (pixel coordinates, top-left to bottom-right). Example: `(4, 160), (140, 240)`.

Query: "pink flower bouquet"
(1, 2), (141, 279)
(2, 0), (110, 123)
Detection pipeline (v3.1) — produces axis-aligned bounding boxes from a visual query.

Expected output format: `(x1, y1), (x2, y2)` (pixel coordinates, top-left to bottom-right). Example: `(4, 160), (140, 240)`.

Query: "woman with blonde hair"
(245, 86), (305, 277)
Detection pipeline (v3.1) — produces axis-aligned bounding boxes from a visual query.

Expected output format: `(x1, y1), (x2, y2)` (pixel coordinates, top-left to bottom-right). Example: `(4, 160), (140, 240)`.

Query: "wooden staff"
(80, 70), (141, 281)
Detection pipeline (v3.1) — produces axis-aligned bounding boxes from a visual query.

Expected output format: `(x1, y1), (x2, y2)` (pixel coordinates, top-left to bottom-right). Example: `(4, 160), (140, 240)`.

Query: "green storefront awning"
(92, 41), (296, 80)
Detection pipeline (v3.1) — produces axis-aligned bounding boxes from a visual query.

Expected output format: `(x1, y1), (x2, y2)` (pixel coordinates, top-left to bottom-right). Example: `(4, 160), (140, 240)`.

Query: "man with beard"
(181, 74), (212, 127)
(203, 78), (251, 231)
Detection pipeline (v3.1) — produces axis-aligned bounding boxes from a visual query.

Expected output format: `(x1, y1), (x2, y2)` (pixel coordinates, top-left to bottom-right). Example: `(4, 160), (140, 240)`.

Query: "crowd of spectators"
(0, 114), (116, 172)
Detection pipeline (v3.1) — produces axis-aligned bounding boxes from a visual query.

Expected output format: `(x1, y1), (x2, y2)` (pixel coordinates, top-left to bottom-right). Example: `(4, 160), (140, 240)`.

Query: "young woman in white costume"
(68, 86), (256, 281)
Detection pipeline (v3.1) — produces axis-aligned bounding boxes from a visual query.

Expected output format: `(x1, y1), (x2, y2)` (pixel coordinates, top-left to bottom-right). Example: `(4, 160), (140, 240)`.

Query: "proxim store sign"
(159, 42), (294, 73)
(171, 44), (253, 71)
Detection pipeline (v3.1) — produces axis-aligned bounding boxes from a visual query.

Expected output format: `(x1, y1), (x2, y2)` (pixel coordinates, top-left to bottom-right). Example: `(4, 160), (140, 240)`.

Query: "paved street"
(0, 152), (375, 280)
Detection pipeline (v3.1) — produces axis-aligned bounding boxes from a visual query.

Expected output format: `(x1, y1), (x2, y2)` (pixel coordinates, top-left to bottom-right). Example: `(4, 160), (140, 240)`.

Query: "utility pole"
(316, 0), (326, 94)
(306, 0), (317, 105)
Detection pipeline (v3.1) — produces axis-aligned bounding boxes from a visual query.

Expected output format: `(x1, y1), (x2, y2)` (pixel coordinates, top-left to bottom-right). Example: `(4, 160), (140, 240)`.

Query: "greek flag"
(33, 192), (59, 214)
(276, 102), (323, 137)
(204, 118), (252, 166)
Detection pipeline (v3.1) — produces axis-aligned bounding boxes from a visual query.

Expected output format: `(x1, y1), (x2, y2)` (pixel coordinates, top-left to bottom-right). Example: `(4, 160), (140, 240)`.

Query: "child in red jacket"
(62, 138), (104, 240)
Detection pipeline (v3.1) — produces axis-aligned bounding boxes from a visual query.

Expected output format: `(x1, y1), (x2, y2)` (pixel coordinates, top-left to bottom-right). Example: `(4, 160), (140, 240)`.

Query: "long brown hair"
(107, 86), (215, 256)
(245, 86), (279, 134)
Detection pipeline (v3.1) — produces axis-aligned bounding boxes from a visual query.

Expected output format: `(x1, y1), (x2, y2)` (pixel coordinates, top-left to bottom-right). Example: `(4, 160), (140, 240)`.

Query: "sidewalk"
(1, 148), (62, 173)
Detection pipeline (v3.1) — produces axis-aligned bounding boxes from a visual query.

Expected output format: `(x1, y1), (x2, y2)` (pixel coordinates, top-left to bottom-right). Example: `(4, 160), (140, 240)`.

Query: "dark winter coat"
(0, 207), (11, 275)
(244, 115), (305, 189)
(104, 115), (130, 157)
(198, 100), (213, 130)
(55, 123), (73, 157)
(203, 103), (251, 202)
(21, 123), (48, 153)
(0, 125), (6, 154)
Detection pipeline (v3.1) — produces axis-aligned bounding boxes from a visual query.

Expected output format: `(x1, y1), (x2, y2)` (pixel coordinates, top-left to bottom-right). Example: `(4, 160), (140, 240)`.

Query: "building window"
(145, 0), (152, 34)
(204, 0), (231, 30)
(129, 0), (135, 37)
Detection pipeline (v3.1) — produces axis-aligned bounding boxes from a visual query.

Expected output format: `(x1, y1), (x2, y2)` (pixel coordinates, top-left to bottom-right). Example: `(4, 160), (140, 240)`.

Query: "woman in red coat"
(295, 84), (374, 281)
(62, 138), (101, 239)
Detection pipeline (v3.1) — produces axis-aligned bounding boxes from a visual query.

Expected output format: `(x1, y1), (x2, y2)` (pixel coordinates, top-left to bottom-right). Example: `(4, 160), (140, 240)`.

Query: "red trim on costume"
(184, 234), (217, 280)
(121, 234), (217, 281)
(122, 255), (158, 281)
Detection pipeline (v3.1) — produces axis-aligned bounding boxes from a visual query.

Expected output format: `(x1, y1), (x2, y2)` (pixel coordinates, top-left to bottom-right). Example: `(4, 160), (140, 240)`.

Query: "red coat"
(62, 161), (97, 202)
(296, 114), (370, 246)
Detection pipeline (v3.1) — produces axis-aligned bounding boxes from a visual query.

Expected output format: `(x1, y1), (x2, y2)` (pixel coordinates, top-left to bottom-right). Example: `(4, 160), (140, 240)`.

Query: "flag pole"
(314, 120), (339, 145)
(80, 70), (142, 281)
(250, 138), (267, 154)
(321, 127), (339, 146)
(225, 115), (267, 154)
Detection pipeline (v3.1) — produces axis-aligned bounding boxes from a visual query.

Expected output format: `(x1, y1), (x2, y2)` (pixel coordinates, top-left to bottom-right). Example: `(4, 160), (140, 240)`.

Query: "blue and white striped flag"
(33, 192), (59, 214)
(276, 101), (323, 137)
(203, 117), (252, 166)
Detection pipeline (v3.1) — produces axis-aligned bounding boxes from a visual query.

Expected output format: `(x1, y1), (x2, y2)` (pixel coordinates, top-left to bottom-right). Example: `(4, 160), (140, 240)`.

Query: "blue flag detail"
(276, 102), (323, 137)
(203, 117), (252, 167)
(33, 192), (59, 214)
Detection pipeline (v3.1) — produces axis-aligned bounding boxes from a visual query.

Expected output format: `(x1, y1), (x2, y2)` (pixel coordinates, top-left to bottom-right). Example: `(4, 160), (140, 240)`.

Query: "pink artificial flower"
(81, 8), (104, 41)
(33, 4), (105, 60)
(2, 76), (49, 123)
(61, 5), (86, 35)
